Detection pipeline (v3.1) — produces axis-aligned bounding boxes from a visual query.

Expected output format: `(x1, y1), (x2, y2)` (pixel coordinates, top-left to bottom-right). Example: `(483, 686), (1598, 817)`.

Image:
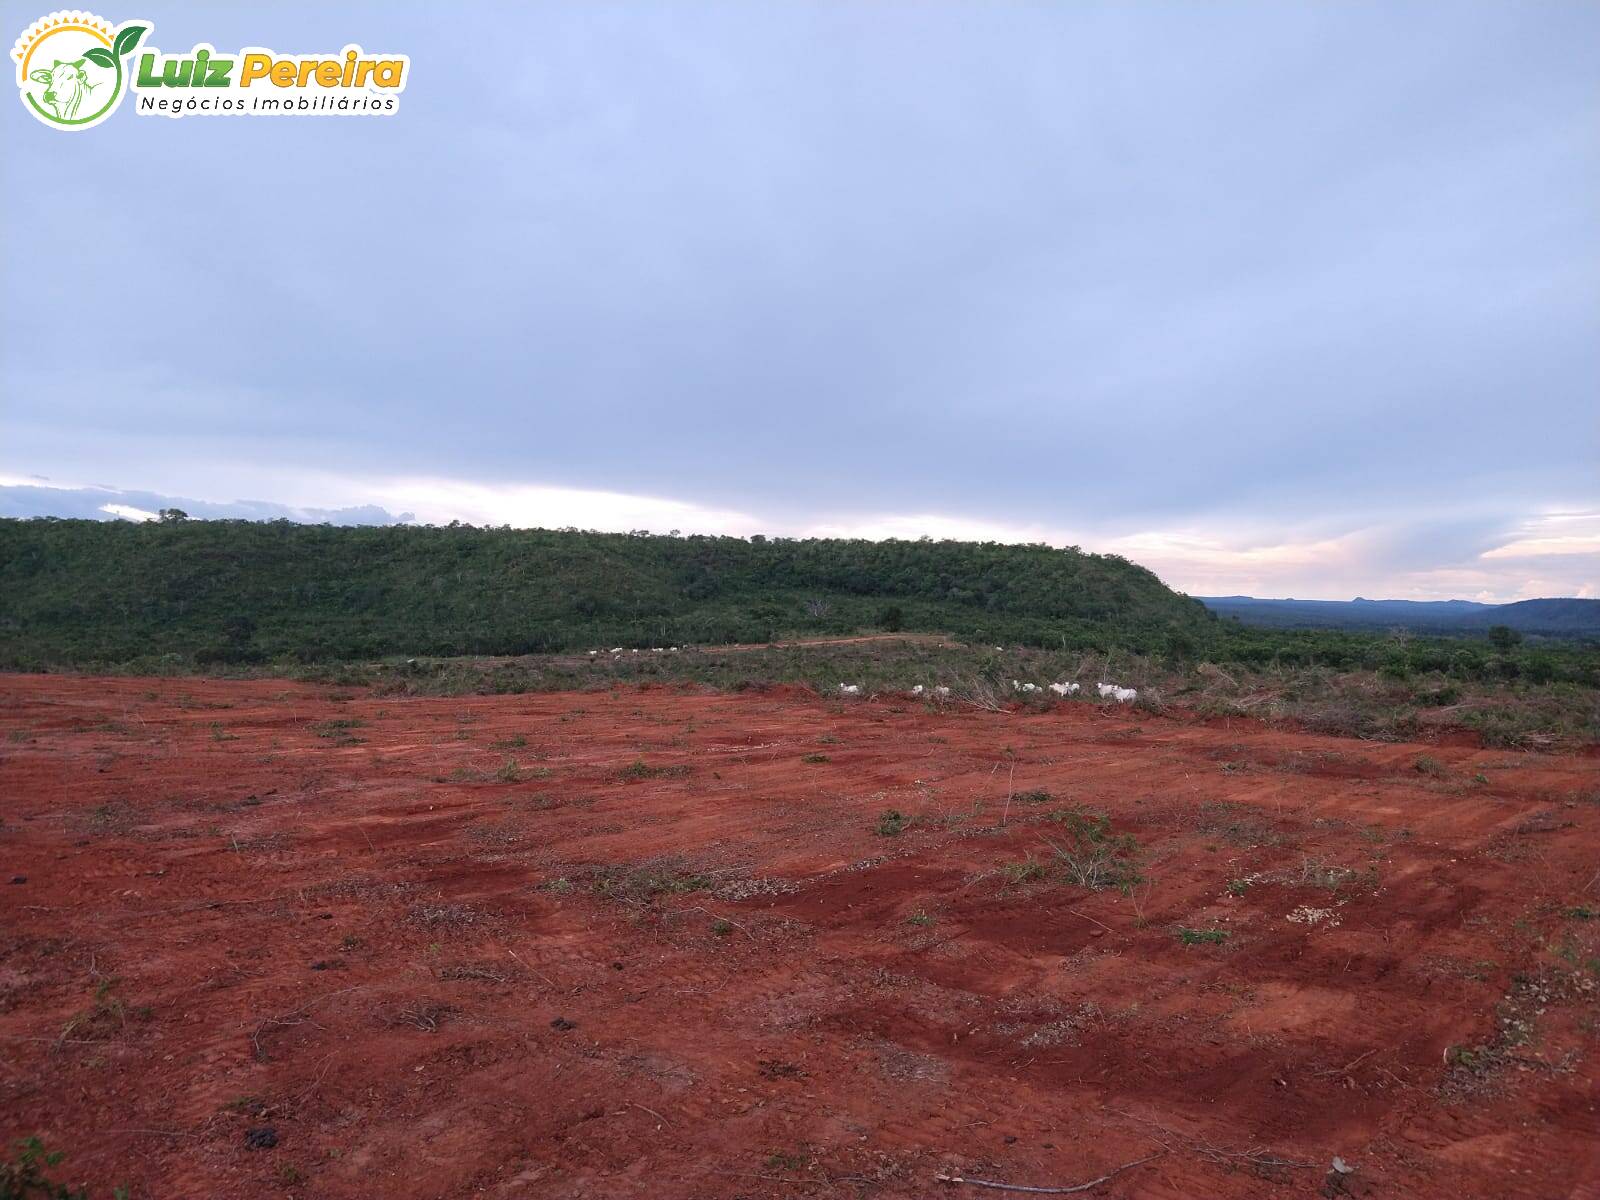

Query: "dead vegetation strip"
(1108, 1110), (1317, 1173)
(935, 1150), (1166, 1193)
(248, 985), (369, 1061)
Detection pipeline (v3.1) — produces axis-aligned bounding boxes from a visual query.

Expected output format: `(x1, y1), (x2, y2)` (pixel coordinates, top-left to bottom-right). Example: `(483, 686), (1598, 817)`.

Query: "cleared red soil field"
(2, 675), (1597, 1199)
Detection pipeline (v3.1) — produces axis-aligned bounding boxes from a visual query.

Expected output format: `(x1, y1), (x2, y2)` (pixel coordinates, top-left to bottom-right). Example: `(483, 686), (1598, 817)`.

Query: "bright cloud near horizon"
(3, 2), (1596, 604)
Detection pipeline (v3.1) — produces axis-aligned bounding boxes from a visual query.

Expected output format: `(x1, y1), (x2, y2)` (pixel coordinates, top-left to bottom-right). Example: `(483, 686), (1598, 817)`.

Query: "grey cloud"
(2, 1), (1595, 593)
(0, 485), (412, 527)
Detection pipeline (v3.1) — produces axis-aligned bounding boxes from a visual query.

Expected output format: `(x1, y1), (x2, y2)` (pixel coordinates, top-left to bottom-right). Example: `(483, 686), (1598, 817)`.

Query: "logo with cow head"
(12, 10), (148, 130)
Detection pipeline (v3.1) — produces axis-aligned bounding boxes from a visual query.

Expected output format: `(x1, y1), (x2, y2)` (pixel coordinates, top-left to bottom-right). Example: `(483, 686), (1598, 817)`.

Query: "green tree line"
(0, 517), (1594, 688)
(0, 517), (1204, 665)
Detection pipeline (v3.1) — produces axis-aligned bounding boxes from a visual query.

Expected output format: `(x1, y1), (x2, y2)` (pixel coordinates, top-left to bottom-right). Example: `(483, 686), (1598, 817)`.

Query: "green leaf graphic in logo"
(24, 22), (149, 128)
(113, 25), (148, 60)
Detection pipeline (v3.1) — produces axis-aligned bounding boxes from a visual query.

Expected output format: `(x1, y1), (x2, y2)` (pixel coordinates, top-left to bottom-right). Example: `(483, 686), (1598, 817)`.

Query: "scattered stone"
(1287, 905), (1341, 927)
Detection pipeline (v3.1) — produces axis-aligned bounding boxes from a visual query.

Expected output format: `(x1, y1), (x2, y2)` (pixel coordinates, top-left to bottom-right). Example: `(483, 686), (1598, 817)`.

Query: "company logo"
(12, 11), (146, 129)
(13, 10), (410, 130)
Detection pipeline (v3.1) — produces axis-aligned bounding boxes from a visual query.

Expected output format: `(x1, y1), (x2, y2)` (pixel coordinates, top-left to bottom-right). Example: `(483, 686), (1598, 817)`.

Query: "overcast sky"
(3, 1), (1596, 600)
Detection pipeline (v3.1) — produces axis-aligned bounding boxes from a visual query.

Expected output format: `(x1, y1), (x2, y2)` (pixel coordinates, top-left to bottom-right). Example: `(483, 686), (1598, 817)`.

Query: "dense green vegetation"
(0, 516), (1207, 666)
(1, 517), (1595, 703)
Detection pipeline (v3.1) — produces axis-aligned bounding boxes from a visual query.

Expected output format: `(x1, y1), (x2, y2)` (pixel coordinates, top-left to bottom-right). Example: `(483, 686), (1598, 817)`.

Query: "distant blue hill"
(1197, 595), (1600, 637)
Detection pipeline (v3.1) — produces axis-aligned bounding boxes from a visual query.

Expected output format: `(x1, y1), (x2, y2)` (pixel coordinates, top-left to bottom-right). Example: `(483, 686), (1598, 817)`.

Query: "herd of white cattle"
(843, 679), (1138, 703)
(581, 646), (1137, 705)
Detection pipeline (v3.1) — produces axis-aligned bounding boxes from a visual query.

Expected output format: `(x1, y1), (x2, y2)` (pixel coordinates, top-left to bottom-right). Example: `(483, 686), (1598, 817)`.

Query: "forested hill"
(0, 518), (1210, 667)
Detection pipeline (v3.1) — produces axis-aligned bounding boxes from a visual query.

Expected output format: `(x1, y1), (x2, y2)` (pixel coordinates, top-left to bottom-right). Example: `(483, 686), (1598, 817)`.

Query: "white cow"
(1098, 682), (1138, 703)
(30, 58), (97, 121)
(1049, 681), (1080, 696)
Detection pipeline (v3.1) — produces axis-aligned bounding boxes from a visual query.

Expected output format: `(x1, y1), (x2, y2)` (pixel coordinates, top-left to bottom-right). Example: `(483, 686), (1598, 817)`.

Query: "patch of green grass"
(509, 792), (586, 812)
(310, 718), (365, 746)
(1191, 800), (1281, 848)
(801, 753), (829, 764)
(617, 759), (691, 781)
(59, 977), (150, 1042)
(0, 1137), (89, 1199)
(589, 864), (712, 903)
(1459, 705), (1563, 750)
(906, 909), (934, 927)
(83, 801), (135, 835)
(874, 809), (909, 837)
(1175, 927), (1229, 945)
(1439, 968), (1584, 1096)
(1444, 1044), (1490, 1071)
(1413, 755), (1446, 777)
(1000, 854), (1046, 885)
(1045, 807), (1144, 894)
(1226, 878), (1251, 897)
(450, 760), (552, 784)
(311, 718), (363, 735)
(1297, 857), (1367, 892)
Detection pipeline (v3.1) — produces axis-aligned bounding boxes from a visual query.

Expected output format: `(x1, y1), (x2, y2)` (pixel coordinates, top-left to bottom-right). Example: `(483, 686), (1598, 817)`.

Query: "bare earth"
(1, 674), (1596, 1199)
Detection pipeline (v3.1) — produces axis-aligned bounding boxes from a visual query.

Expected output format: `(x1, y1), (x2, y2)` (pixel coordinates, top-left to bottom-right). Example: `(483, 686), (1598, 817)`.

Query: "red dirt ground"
(1, 674), (1597, 1199)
